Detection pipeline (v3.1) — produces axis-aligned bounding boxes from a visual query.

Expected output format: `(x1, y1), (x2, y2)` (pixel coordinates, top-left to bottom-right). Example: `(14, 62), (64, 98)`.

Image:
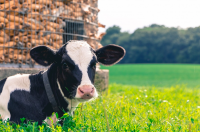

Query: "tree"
(101, 24), (200, 64)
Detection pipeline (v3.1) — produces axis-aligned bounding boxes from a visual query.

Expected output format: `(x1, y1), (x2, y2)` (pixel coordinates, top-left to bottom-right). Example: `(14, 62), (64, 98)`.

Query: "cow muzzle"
(77, 85), (95, 99)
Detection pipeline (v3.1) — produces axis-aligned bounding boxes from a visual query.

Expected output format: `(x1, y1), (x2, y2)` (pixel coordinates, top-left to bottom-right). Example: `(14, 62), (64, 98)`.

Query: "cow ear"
(30, 46), (56, 66)
(95, 44), (126, 66)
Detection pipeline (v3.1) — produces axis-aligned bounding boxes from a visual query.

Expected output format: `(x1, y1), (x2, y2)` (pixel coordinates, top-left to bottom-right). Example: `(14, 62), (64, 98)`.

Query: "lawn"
(1, 84), (200, 131)
(101, 64), (200, 88)
(1, 64), (200, 131)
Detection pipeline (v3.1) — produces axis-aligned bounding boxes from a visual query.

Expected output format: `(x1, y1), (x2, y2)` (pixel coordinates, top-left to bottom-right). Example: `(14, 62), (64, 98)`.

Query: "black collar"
(42, 70), (61, 114)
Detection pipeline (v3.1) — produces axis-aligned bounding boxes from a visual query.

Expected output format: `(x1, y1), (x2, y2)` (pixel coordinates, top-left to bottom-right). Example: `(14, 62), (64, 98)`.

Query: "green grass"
(1, 84), (200, 131)
(101, 64), (200, 88)
(1, 64), (200, 131)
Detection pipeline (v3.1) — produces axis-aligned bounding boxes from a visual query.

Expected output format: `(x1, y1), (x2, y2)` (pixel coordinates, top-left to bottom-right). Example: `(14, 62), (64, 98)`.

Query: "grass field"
(1, 64), (200, 131)
(101, 64), (200, 88)
(1, 84), (200, 131)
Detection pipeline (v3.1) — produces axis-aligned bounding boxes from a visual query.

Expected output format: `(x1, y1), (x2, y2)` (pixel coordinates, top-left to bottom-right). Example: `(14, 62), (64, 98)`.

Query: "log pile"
(0, 0), (105, 65)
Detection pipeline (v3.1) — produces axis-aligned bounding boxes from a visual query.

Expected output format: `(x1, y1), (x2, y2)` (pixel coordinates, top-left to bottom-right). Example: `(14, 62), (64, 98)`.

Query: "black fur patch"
(0, 78), (7, 94)
(8, 72), (51, 124)
(8, 90), (47, 124)
(87, 56), (97, 84)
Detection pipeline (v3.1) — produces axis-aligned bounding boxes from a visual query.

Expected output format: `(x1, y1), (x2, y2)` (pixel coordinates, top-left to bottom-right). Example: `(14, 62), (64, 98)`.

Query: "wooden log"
(4, 58), (10, 63)
(50, 34), (62, 40)
(56, 28), (64, 33)
(19, 36), (28, 43)
(52, 42), (62, 48)
(30, 39), (50, 45)
(25, 18), (44, 27)
(37, 30), (45, 37)
(3, 41), (17, 47)
(49, 4), (55, 10)
(27, 30), (39, 35)
(73, 12), (83, 17)
(52, 39), (63, 44)
(5, 5), (21, 15)
(63, 0), (73, 4)
(27, 0), (37, 4)
(27, 12), (42, 21)
(8, 53), (27, 61)
(22, 2), (29, 8)
(44, 21), (60, 29)
(96, 32), (106, 40)
(60, 14), (75, 19)
(89, 32), (95, 38)
(0, 54), (4, 62)
(54, 1), (64, 7)
(42, 9), (50, 16)
(46, 25), (56, 32)
(63, 5), (73, 12)
(3, 48), (19, 55)
(42, 37), (50, 44)
(22, 49), (29, 55)
(19, 16), (28, 22)
(98, 22), (106, 28)
(45, 34), (51, 40)
(36, 0), (51, 5)
(27, 35), (38, 41)
(0, 12), (6, 17)
(0, 31), (9, 41)
(7, 15), (24, 23)
(75, 7), (82, 12)
(26, 42), (32, 48)
(0, 48), (5, 55)
(8, 53), (18, 60)
(5, 24), (21, 36)
(97, 42), (103, 49)
(5, 22), (21, 28)
(19, 31), (28, 37)
(81, 4), (90, 14)
(24, 22), (43, 30)
(28, 4), (45, 11)
(0, 0), (8, 3)
(0, 1), (15, 10)
(0, 22), (5, 29)
(0, 37), (8, 43)
(0, 17), (8, 23)
(13, 36), (20, 42)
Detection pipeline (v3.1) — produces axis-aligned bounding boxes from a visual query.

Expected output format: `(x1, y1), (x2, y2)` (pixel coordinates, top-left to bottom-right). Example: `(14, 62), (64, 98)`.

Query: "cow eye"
(63, 63), (69, 69)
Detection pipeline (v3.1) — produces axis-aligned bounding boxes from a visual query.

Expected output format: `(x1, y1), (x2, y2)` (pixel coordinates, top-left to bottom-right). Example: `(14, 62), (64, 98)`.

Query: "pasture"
(101, 64), (200, 88)
(0, 64), (200, 131)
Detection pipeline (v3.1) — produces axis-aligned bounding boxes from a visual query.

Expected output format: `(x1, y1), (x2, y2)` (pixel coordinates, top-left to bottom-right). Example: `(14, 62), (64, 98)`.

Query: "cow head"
(30, 40), (125, 102)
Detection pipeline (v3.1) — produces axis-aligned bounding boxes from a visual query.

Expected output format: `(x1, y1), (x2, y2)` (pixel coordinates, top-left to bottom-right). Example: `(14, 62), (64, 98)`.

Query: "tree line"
(101, 24), (200, 64)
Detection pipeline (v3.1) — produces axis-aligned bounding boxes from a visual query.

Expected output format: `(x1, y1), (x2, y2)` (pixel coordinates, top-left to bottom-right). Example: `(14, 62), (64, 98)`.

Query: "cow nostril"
(79, 89), (84, 94)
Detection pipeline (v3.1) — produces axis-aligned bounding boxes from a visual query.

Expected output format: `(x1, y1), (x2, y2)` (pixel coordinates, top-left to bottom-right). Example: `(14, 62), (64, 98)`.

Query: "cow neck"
(43, 63), (69, 117)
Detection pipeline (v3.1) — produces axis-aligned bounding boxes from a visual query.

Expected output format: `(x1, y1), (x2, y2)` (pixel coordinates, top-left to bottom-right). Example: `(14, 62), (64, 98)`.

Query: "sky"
(98, 0), (200, 33)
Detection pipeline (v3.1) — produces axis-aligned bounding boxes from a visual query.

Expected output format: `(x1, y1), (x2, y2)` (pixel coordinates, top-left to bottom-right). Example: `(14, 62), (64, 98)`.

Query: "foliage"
(101, 64), (200, 87)
(0, 84), (200, 131)
(101, 24), (200, 63)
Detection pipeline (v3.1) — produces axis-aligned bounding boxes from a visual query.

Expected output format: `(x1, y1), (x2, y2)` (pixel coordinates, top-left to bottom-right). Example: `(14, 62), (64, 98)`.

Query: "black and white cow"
(0, 40), (125, 124)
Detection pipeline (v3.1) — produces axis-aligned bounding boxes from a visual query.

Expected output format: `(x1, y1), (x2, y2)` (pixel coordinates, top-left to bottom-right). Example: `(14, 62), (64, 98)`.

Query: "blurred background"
(99, 0), (200, 87)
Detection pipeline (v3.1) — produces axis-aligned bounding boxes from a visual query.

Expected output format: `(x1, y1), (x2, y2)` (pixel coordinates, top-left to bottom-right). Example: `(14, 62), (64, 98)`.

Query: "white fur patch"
(66, 41), (98, 98)
(0, 74), (30, 121)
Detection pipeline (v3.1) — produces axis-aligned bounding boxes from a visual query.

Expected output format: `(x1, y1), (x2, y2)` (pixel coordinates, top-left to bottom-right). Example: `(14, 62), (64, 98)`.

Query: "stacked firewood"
(0, 0), (105, 65)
